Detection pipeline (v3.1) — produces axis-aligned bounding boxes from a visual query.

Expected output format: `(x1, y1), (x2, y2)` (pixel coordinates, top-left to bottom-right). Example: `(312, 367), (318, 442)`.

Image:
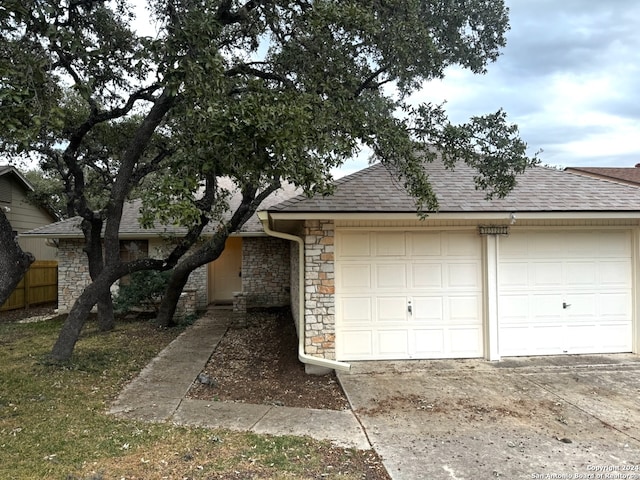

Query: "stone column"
(303, 220), (336, 359)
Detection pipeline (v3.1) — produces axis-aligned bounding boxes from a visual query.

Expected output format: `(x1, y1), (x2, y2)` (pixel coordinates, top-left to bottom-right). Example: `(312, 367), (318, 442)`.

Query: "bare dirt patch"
(188, 307), (350, 411)
(0, 302), (58, 323)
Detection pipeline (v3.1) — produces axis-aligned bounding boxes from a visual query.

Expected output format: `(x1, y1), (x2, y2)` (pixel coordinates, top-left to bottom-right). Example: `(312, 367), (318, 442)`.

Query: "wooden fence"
(1, 260), (58, 311)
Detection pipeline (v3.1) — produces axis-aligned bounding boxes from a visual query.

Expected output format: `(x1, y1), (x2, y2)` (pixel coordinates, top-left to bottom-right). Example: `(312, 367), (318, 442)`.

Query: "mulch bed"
(188, 307), (351, 411)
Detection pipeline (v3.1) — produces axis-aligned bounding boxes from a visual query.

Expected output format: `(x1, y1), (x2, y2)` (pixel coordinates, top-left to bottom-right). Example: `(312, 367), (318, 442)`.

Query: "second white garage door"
(498, 230), (633, 356)
(335, 230), (483, 360)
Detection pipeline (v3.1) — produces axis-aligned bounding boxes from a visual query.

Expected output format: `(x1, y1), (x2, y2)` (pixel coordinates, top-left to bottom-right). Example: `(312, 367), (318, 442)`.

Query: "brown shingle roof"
(565, 166), (640, 186)
(270, 160), (640, 213)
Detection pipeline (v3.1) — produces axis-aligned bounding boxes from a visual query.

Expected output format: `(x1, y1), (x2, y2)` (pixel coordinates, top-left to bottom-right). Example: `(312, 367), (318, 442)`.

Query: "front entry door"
(208, 236), (242, 304)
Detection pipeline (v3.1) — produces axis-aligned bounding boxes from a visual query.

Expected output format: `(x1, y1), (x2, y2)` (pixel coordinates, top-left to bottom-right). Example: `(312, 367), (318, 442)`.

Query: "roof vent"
(478, 225), (510, 236)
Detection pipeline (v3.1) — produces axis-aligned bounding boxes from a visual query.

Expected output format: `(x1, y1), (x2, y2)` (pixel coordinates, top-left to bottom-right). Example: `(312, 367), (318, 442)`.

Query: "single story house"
(260, 159), (640, 371)
(23, 182), (300, 314)
(23, 161), (640, 372)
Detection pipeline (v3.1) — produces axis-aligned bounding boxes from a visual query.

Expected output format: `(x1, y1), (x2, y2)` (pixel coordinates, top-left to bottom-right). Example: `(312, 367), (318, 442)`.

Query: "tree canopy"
(0, 0), (537, 359)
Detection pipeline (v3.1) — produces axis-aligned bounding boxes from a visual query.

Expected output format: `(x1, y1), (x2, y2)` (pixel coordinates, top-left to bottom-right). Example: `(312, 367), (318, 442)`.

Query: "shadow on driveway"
(338, 354), (640, 480)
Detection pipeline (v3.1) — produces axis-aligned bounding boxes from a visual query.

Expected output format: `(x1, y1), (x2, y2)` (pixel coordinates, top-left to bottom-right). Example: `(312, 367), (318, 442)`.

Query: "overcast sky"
(340, 0), (640, 176)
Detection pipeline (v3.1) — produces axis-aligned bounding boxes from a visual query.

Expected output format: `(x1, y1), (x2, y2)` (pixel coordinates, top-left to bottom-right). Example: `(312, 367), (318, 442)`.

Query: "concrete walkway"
(108, 308), (370, 450)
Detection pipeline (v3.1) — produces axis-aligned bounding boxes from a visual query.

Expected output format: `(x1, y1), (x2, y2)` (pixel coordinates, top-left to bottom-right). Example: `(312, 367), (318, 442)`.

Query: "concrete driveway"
(337, 355), (640, 480)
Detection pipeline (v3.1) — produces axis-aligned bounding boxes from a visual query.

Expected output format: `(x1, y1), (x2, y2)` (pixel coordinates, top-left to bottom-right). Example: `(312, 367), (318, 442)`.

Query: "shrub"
(113, 270), (171, 314)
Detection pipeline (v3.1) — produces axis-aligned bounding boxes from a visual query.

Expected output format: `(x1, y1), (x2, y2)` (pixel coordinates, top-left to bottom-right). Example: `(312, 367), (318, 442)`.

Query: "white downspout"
(258, 212), (351, 372)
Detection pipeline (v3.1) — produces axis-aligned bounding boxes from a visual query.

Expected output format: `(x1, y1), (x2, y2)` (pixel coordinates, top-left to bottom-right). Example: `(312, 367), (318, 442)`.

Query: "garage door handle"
(407, 300), (412, 314)
(563, 302), (571, 309)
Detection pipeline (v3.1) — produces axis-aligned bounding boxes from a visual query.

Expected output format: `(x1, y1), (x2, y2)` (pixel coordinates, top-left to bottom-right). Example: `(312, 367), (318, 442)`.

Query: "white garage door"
(336, 230), (483, 360)
(498, 230), (633, 356)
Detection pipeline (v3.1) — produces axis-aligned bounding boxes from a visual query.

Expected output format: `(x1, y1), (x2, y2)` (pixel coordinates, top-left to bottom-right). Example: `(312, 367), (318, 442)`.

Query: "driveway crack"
(519, 373), (640, 444)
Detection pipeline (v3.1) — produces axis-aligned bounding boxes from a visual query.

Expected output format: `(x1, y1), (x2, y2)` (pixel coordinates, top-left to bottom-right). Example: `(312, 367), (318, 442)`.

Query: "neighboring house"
(23, 183), (300, 314)
(565, 165), (640, 186)
(0, 165), (58, 260)
(261, 159), (640, 369)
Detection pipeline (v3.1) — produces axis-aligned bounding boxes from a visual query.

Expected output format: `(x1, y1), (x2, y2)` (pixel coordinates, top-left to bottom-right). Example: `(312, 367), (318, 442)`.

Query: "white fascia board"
(265, 211), (640, 221)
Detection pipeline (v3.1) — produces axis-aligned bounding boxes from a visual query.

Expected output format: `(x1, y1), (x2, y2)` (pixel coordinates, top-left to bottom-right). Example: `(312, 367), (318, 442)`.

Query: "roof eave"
(264, 210), (640, 221)
(21, 230), (267, 239)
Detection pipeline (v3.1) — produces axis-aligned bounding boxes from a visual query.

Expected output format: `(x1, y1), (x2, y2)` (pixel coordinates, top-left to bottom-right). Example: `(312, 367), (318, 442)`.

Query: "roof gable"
(565, 166), (640, 186)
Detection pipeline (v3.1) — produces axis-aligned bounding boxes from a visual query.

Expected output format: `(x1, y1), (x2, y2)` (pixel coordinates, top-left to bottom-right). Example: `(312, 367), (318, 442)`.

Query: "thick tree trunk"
(49, 280), (106, 362)
(155, 232), (231, 326)
(97, 294), (115, 331)
(154, 183), (279, 326)
(82, 217), (116, 331)
(0, 210), (35, 306)
(155, 234), (229, 327)
(155, 268), (191, 327)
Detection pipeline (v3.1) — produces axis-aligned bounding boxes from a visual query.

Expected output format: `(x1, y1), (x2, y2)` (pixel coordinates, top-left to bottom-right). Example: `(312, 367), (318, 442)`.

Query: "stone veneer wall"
(57, 239), (91, 313)
(183, 263), (208, 310)
(241, 237), (291, 308)
(303, 220), (335, 359)
(57, 238), (208, 313)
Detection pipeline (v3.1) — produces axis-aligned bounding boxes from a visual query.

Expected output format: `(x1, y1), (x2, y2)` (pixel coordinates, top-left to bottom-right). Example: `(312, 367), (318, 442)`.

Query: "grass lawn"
(0, 316), (387, 479)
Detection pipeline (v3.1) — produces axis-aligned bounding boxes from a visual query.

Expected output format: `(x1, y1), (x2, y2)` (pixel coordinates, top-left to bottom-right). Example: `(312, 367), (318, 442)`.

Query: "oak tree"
(0, 0), (536, 360)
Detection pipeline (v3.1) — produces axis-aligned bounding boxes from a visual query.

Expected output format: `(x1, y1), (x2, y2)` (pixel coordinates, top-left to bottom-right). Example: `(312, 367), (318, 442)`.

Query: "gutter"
(258, 211), (351, 372)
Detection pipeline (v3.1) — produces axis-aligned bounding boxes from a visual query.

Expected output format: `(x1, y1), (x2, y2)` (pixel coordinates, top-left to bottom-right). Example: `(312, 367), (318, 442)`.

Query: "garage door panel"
(498, 294), (530, 323)
(565, 262), (597, 286)
(339, 232), (371, 257)
(377, 297), (407, 322)
(567, 233), (600, 257)
(340, 265), (371, 290)
(413, 329), (446, 356)
(338, 330), (373, 359)
(530, 234), (565, 256)
(600, 261), (631, 286)
(412, 263), (443, 288)
(566, 324), (600, 350)
(449, 327), (483, 356)
(339, 297), (372, 324)
(498, 230), (632, 357)
(378, 330), (409, 356)
(563, 294), (596, 319)
(598, 324), (633, 350)
(601, 232), (631, 256)
(376, 264), (407, 289)
(412, 297), (444, 321)
(599, 293), (631, 318)
(532, 262), (563, 286)
(531, 294), (564, 319)
(447, 233), (480, 256)
(448, 296), (481, 322)
(410, 232), (442, 256)
(499, 263), (529, 287)
(448, 263), (480, 288)
(336, 229), (482, 360)
(376, 232), (406, 256)
(500, 325), (565, 356)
